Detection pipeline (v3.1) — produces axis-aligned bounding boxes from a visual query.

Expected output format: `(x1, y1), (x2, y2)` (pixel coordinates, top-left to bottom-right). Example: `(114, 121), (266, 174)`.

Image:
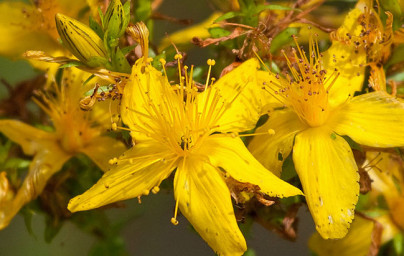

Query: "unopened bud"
(55, 13), (107, 66)
(104, 0), (129, 38)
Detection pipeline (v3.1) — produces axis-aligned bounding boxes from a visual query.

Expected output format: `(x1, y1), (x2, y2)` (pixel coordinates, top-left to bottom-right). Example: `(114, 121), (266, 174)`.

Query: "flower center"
(265, 36), (339, 127)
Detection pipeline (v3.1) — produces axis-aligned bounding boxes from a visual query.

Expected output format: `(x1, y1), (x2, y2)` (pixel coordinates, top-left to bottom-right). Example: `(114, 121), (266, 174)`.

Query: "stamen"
(108, 157), (118, 165)
(205, 59), (216, 89)
(236, 128), (276, 138)
(111, 122), (118, 131)
(152, 186), (160, 194)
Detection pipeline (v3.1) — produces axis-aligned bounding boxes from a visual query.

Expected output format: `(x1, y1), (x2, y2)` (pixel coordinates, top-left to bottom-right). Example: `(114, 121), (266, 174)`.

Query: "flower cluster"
(1, 0), (404, 255)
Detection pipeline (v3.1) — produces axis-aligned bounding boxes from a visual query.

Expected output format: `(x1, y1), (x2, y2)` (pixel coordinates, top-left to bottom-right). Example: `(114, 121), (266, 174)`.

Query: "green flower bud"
(55, 13), (107, 67)
(103, 0), (130, 38)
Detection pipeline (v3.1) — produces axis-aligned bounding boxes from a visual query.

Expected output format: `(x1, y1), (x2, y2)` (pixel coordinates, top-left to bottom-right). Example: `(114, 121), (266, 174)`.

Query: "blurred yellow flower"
(68, 57), (302, 255)
(0, 0), (98, 58)
(309, 151), (404, 255)
(309, 215), (383, 256)
(0, 68), (126, 230)
(249, 7), (404, 239)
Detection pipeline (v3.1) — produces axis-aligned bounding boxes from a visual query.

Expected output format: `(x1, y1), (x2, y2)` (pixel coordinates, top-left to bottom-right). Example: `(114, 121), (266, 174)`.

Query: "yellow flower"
(367, 152), (404, 233)
(249, 8), (404, 239)
(309, 152), (404, 255)
(331, 0), (394, 91)
(0, 0), (98, 58)
(0, 0), (102, 87)
(0, 68), (126, 230)
(309, 215), (383, 256)
(68, 57), (302, 255)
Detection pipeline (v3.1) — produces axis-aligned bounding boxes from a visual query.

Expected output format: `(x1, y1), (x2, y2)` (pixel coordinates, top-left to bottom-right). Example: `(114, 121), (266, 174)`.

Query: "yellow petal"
(293, 127), (359, 239)
(387, 196), (404, 231)
(331, 91), (404, 147)
(198, 58), (263, 133)
(174, 157), (246, 256)
(366, 152), (402, 197)
(0, 139), (71, 229)
(324, 8), (366, 107)
(80, 136), (127, 172)
(121, 59), (171, 141)
(393, 28), (404, 44)
(0, 120), (55, 155)
(68, 141), (175, 212)
(368, 63), (387, 91)
(376, 214), (400, 243)
(199, 135), (303, 198)
(249, 109), (306, 176)
(158, 12), (222, 51)
(308, 215), (376, 256)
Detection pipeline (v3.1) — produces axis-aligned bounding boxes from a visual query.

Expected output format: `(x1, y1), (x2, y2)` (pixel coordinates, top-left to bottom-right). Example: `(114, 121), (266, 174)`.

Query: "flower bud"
(55, 13), (107, 66)
(104, 0), (129, 38)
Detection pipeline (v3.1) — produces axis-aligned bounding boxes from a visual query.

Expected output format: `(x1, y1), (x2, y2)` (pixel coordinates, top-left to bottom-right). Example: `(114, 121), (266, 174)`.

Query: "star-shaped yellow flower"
(68, 57), (302, 255)
(249, 7), (404, 239)
(0, 68), (126, 229)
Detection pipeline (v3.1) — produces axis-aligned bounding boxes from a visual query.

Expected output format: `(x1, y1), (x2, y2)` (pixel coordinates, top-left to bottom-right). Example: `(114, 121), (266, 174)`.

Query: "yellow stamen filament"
(261, 35), (339, 127)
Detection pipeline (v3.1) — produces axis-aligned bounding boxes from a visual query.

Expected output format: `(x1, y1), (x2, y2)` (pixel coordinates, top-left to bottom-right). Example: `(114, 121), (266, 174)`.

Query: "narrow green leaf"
(121, 45), (135, 56)
(208, 27), (231, 38)
(256, 4), (300, 14)
(112, 48), (131, 73)
(83, 74), (96, 86)
(393, 233), (404, 255)
(89, 15), (104, 39)
(386, 44), (404, 68)
(98, 7), (104, 29)
(270, 27), (300, 53)
(21, 207), (36, 238)
(214, 11), (244, 22)
(59, 61), (81, 69)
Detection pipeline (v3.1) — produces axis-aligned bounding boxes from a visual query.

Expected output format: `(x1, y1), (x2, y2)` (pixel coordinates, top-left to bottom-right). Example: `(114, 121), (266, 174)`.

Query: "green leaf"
(112, 48), (131, 73)
(214, 11), (244, 22)
(270, 61), (280, 73)
(135, 0), (152, 22)
(270, 27), (300, 53)
(98, 7), (105, 29)
(342, 135), (362, 151)
(106, 12), (121, 40)
(281, 154), (297, 181)
(89, 15), (104, 39)
(44, 217), (63, 243)
(394, 233), (404, 255)
(256, 4), (299, 13)
(4, 158), (30, 169)
(59, 61), (81, 69)
(152, 52), (166, 70)
(243, 248), (257, 256)
(122, 1), (131, 33)
(89, 236), (128, 256)
(21, 207), (36, 238)
(86, 56), (109, 68)
(387, 44), (404, 68)
(121, 45), (135, 56)
(208, 27), (231, 38)
(83, 74), (96, 86)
